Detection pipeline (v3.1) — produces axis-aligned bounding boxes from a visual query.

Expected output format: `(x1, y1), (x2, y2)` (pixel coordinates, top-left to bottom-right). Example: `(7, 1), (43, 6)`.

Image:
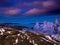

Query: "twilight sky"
(0, 0), (60, 24)
(0, 0), (60, 16)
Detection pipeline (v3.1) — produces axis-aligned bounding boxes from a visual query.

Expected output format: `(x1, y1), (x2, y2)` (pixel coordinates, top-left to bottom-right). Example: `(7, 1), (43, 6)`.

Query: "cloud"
(22, 0), (60, 16)
(5, 9), (21, 15)
(18, 1), (42, 8)
(24, 8), (49, 16)
(0, 0), (60, 16)
(22, 1), (59, 9)
(0, 8), (21, 15)
(0, 0), (13, 7)
(42, 1), (58, 9)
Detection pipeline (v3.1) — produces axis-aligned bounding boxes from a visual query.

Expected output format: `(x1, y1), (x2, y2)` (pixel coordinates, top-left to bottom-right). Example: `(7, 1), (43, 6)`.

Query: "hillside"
(0, 27), (59, 45)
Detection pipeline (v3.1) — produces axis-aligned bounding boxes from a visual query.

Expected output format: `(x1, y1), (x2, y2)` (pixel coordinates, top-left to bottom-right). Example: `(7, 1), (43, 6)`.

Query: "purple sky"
(0, 0), (60, 16)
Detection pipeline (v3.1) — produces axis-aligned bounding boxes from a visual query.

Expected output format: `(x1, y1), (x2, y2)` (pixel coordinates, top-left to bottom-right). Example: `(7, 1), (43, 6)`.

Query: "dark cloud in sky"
(0, 0), (13, 7)
(0, 0), (60, 16)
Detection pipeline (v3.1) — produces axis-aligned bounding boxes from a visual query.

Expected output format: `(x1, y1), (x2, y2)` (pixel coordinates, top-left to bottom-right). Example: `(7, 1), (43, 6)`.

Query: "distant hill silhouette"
(0, 23), (28, 30)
